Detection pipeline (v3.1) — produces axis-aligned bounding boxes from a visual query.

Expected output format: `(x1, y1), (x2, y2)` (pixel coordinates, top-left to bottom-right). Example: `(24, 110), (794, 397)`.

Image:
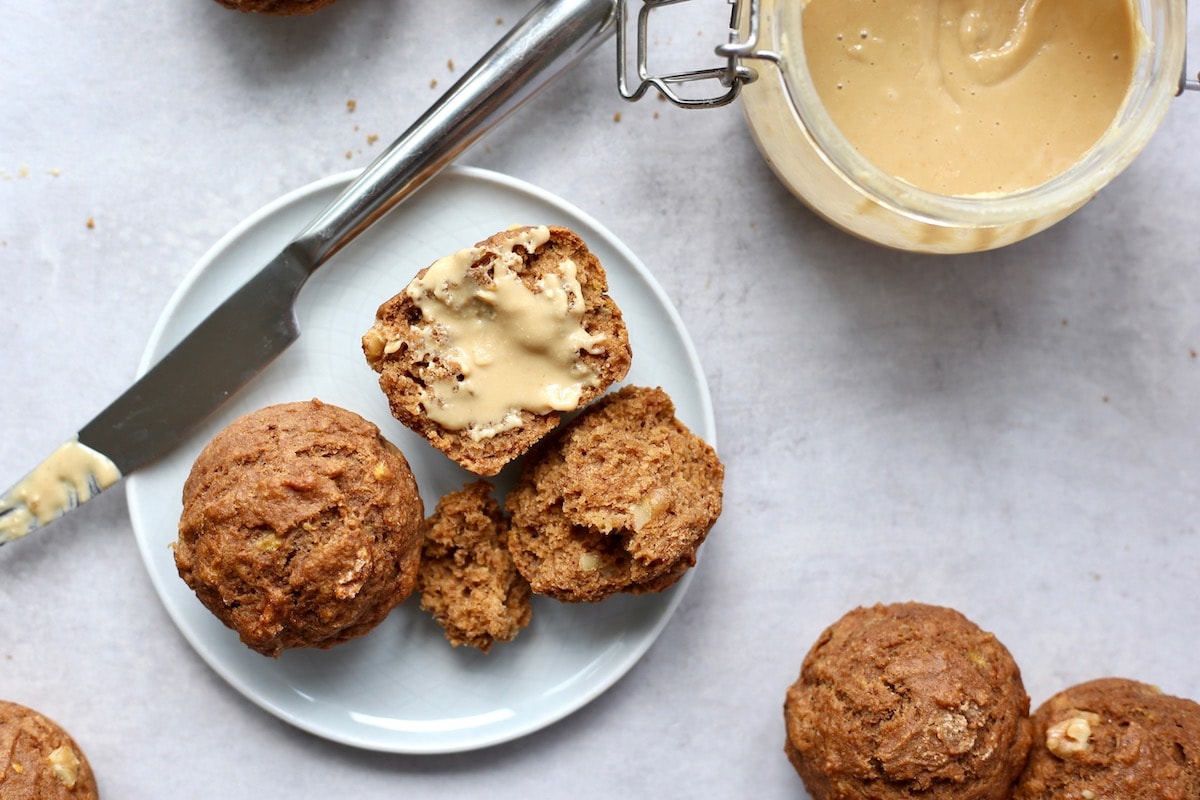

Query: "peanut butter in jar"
(740, 0), (1185, 253)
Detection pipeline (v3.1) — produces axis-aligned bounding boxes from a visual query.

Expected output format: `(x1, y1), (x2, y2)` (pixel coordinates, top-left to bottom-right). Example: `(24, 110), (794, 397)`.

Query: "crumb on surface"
(347, 99), (357, 112)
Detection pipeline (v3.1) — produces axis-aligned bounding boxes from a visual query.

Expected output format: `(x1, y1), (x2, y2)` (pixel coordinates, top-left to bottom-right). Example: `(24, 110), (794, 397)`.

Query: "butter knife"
(0, 0), (619, 545)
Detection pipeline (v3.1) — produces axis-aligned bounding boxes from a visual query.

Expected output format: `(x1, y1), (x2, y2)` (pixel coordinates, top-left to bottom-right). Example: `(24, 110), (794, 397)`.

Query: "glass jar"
(738, 0), (1187, 254)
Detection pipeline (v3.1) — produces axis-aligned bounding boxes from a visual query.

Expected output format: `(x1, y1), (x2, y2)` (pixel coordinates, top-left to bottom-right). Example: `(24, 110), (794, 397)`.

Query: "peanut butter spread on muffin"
(174, 399), (424, 657)
(362, 225), (631, 476)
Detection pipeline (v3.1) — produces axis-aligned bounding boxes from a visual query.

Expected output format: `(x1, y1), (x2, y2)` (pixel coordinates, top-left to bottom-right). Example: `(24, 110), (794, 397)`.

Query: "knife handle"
(291, 0), (619, 269)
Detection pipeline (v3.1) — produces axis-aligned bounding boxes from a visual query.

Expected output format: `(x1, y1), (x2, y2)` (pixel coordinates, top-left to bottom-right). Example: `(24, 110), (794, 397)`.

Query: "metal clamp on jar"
(617, 0), (1194, 254)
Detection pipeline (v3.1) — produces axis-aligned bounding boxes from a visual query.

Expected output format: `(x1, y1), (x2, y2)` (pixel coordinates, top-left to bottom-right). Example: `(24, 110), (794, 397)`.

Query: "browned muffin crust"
(418, 481), (532, 652)
(505, 385), (723, 602)
(212, 0), (339, 15)
(174, 399), (424, 657)
(784, 602), (1032, 800)
(362, 225), (632, 476)
(1012, 677), (1200, 800)
(0, 700), (100, 800)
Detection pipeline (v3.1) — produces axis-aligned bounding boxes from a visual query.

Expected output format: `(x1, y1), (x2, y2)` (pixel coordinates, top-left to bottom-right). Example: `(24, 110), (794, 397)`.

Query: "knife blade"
(0, 0), (619, 545)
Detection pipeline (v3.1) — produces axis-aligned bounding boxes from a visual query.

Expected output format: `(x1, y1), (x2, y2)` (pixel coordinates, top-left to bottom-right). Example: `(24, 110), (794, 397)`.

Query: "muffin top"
(1012, 677), (1200, 800)
(784, 602), (1032, 800)
(174, 399), (424, 657)
(211, 0), (340, 16)
(0, 700), (100, 800)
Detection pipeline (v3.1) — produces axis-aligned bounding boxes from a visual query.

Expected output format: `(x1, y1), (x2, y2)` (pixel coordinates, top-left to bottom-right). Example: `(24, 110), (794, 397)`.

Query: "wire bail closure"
(617, 0), (779, 108)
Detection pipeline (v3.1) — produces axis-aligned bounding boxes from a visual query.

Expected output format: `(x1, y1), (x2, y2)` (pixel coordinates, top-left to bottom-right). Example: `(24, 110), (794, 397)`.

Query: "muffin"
(362, 225), (632, 476)
(212, 0), (339, 15)
(174, 399), (424, 657)
(0, 700), (100, 800)
(505, 385), (723, 602)
(1012, 677), (1200, 799)
(784, 602), (1032, 800)
(417, 481), (532, 652)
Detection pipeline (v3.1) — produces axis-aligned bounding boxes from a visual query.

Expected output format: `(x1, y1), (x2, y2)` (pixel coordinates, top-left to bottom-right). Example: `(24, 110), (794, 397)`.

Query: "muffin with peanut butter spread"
(212, 0), (339, 15)
(173, 399), (424, 658)
(0, 700), (100, 800)
(1012, 677), (1200, 800)
(362, 225), (632, 477)
(417, 480), (532, 652)
(505, 385), (723, 602)
(784, 602), (1032, 800)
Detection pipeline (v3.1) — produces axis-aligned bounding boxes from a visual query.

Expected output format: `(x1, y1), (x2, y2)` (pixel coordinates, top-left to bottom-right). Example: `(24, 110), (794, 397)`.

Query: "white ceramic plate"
(125, 166), (715, 754)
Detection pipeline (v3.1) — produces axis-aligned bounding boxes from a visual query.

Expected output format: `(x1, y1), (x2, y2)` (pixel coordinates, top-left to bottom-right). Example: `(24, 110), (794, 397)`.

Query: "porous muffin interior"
(418, 480), (532, 652)
(505, 385), (723, 602)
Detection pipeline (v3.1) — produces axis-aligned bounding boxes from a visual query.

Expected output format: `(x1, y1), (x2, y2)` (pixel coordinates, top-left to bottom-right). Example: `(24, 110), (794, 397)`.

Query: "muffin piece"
(505, 385), (723, 602)
(211, 0), (339, 15)
(784, 602), (1032, 800)
(417, 481), (532, 652)
(0, 700), (100, 800)
(362, 225), (632, 476)
(174, 399), (424, 657)
(1012, 677), (1200, 800)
